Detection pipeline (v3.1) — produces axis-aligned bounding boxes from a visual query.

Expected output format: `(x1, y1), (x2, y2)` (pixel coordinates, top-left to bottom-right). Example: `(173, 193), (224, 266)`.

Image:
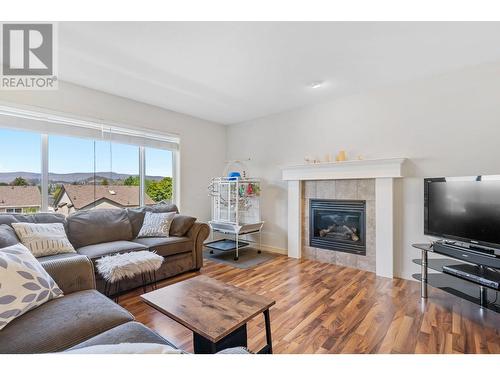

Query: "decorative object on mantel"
(282, 158), (407, 180)
(336, 150), (347, 162)
(303, 153), (368, 165)
(304, 156), (322, 164)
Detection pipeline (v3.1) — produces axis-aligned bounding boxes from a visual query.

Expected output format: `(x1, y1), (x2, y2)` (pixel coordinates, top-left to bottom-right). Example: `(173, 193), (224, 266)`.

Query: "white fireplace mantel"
(282, 157), (406, 181)
(282, 158), (407, 279)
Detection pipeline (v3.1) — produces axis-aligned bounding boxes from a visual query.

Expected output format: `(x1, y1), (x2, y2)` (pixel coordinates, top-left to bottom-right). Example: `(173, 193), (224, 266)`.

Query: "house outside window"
(52, 184), (156, 216)
(0, 185), (41, 213)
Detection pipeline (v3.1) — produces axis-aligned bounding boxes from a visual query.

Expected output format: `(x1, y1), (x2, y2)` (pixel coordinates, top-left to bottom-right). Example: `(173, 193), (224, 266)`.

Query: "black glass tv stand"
(412, 243), (500, 311)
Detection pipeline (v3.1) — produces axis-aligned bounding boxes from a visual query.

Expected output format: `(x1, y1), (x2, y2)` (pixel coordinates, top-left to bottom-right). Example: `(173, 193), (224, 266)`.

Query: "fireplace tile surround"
(282, 158), (406, 278)
(302, 179), (376, 272)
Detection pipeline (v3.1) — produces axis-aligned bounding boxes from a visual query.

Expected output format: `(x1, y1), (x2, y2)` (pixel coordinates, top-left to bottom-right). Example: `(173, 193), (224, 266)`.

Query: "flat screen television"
(425, 176), (500, 250)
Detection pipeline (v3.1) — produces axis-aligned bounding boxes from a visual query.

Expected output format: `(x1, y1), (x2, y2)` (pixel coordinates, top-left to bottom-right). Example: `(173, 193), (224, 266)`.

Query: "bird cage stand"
(206, 177), (264, 261)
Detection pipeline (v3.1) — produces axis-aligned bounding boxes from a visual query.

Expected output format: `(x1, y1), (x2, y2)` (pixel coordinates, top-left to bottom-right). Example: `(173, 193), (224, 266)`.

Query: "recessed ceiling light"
(308, 81), (325, 89)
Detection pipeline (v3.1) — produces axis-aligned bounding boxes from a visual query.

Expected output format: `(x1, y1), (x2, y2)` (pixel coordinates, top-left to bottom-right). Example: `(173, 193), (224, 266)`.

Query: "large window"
(49, 135), (144, 215)
(0, 128), (42, 214)
(145, 147), (174, 204)
(0, 112), (178, 216)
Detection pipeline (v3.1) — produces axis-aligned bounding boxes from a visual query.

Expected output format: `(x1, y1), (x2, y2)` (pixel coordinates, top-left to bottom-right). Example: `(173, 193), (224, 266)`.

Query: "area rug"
(203, 247), (280, 269)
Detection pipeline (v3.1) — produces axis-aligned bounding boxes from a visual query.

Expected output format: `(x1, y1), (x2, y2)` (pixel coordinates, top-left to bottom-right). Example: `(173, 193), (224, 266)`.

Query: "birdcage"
(206, 177), (264, 260)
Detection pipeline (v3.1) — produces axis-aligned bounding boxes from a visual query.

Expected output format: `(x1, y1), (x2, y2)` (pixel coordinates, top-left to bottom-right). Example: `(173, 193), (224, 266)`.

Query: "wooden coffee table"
(140, 275), (275, 354)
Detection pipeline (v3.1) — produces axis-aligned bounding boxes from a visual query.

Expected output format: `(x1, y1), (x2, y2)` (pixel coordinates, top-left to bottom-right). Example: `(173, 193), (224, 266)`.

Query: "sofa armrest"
(39, 255), (96, 294)
(186, 222), (210, 269)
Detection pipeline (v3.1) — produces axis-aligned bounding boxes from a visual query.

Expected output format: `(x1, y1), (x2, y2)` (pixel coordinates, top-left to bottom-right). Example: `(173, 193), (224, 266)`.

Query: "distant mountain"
(0, 171), (165, 184)
(0, 172), (41, 184)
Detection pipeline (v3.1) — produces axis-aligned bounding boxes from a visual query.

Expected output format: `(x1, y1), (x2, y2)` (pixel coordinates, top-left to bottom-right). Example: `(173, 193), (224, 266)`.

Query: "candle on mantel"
(336, 150), (347, 162)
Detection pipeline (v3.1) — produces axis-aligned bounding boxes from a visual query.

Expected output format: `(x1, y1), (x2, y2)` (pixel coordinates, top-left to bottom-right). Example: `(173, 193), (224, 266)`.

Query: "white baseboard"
(259, 244), (288, 255)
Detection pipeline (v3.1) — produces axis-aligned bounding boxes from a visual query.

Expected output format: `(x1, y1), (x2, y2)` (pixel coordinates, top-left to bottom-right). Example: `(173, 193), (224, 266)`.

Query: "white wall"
(227, 61), (500, 280)
(0, 81), (226, 221)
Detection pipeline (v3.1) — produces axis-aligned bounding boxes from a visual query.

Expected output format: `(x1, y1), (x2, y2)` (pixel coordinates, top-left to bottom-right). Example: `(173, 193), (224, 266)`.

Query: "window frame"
(41, 137), (179, 212)
(0, 107), (180, 213)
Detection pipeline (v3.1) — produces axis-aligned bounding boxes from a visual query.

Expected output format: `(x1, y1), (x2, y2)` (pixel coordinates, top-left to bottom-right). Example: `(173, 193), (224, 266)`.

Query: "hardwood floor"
(119, 255), (500, 354)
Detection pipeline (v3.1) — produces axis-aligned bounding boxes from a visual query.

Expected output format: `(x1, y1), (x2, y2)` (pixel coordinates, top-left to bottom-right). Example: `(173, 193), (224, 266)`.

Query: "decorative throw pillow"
(0, 243), (63, 330)
(11, 222), (75, 258)
(169, 215), (197, 237)
(126, 204), (179, 238)
(137, 212), (176, 238)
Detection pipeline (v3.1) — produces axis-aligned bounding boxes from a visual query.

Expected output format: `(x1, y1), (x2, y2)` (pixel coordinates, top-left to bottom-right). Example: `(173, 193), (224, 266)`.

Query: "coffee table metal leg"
(256, 308), (273, 354)
(264, 309), (273, 354)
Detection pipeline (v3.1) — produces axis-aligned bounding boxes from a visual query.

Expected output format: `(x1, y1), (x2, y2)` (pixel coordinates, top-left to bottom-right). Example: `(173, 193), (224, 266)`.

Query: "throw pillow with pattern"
(11, 222), (75, 258)
(137, 212), (176, 238)
(0, 243), (63, 330)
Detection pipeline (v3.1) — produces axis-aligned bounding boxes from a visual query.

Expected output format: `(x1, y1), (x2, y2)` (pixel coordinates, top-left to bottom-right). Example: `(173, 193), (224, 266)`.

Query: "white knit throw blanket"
(96, 251), (163, 283)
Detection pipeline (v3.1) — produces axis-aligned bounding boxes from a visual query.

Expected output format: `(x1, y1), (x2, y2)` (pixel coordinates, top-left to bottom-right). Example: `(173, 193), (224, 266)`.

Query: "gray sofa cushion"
(37, 252), (83, 262)
(67, 209), (133, 248)
(67, 322), (176, 350)
(0, 289), (134, 353)
(77, 240), (148, 260)
(132, 236), (192, 257)
(23, 212), (67, 224)
(0, 214), (18, 226)
(170, 215), (197, 237)
(127, 203), (179, 238)
(0, 224), (19, 248)
(0, 212), (66, 226)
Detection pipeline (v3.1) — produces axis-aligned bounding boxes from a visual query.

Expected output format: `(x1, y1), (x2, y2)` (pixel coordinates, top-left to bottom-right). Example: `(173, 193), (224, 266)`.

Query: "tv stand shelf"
(411, 272), (500, 313)
(412, 243), (500, 312)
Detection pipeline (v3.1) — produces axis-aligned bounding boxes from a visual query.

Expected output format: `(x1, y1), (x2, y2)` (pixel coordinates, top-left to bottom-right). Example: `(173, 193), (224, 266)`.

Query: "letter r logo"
(2, 24), (53, 75)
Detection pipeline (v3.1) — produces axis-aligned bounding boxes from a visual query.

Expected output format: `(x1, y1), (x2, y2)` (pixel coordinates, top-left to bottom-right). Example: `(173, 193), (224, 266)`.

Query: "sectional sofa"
(0, 204), (210, 293)
(0, 252), (179, 353)
(0, 244), (247, 353)
(0, 204), (255, 354)
(0, 204), (216, 353)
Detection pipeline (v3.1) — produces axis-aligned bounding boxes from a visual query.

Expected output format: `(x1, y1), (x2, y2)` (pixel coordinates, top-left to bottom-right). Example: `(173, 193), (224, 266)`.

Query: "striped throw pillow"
(137, 212), (176, 238)
(11, 223), (76, 257)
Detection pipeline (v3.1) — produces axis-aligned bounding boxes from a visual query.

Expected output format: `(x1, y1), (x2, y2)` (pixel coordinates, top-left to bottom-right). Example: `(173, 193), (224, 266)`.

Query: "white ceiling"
(59, 22), (500, 125)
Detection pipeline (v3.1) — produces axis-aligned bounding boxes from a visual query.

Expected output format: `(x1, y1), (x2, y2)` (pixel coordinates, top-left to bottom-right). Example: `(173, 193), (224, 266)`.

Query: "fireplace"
(309, 199), (366, 255)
